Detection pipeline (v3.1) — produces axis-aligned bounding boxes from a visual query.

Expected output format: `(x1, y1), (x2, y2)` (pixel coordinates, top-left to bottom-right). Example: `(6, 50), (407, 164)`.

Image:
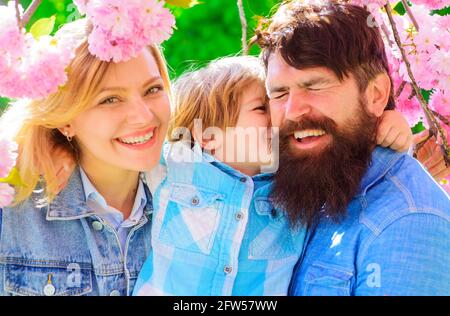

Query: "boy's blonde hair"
(0, 19), (172, 204)
(168, 55), (266, 143)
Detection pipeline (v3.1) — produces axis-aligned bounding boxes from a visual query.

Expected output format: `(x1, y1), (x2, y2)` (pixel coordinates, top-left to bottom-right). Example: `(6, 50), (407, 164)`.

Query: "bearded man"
(258, 0), (450, 295)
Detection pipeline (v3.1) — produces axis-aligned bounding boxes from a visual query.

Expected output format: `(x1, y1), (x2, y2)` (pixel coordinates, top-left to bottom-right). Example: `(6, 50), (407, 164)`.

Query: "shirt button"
(92, 220), (104, 231)
(224, 266), (232, 274)
(235, 212), (244, 221)
(271, 209), (278, 218)
(239, 177), (247, 183)
(43, 284), (56, 296)
(191, 196), (200, 206)
(110, 290), (121, 296)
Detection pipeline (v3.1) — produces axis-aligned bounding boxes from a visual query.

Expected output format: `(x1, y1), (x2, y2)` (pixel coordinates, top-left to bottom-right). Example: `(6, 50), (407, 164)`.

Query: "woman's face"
(70, 49), (170, 172)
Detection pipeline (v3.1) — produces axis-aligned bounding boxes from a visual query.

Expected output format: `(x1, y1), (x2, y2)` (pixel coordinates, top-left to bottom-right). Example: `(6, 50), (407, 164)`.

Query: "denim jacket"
(0, 167), (153, 296)
(289, 147), (450, 296)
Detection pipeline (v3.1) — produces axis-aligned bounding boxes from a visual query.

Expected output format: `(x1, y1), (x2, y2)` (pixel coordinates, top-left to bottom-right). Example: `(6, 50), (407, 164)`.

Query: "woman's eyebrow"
(98, 76), (162, 93)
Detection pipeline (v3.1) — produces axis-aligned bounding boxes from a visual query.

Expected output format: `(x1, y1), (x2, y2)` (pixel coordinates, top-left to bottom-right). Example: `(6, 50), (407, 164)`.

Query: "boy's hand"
(414, 130), (450, 181)
(377, 110), (413, 152)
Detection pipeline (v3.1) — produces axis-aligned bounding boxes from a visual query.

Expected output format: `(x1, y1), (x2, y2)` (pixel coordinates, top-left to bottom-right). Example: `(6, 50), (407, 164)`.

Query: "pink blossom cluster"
(0, 137), (18, 208)
(74, 0), (175, 62)
(411, 0), (448, 10)
(0, 2), (78, 99)
(350, 1), (449, 192)
(357, 3), (449, 128)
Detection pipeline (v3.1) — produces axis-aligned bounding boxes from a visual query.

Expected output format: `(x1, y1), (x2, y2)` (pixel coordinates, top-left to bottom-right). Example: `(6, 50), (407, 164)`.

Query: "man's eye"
(271, 93), (288, 100)
(99, 96), (120, 105)
(145, 85), (163, 95)
(307, 87), (322, 91)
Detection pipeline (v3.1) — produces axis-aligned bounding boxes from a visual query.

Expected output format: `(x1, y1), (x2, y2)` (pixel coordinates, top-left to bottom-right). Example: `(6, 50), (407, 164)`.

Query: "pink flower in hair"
(79, 0), (175, 62)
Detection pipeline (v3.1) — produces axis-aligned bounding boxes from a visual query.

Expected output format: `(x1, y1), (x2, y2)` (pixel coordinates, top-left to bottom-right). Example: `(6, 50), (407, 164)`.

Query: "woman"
(0, 19), (171, 296)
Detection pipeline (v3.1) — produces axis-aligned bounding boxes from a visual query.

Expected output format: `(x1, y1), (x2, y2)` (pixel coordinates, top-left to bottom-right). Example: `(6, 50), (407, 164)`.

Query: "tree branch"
(14, 0), (21, 27)
(401, 0), (420, 31)
(384, 2), (450, 162)
(432, 110), (450, 127)
(237, 0), (248, 55)
(21, 0), (42, 28)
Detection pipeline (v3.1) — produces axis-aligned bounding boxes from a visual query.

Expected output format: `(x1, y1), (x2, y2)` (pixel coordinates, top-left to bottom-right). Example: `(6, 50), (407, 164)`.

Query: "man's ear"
(365, 73), (391, 118)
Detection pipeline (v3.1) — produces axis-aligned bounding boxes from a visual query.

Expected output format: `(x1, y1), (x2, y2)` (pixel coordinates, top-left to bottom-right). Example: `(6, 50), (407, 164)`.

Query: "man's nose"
(285, 91), (311, 121)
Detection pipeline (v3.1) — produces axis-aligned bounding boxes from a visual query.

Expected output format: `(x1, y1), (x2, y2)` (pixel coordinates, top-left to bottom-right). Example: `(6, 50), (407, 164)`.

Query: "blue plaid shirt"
(133, 142), (306, 296)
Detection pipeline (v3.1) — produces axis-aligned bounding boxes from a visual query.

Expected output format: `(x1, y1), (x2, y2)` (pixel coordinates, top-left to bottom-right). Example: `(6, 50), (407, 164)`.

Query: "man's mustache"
(279, 116), (338, 137)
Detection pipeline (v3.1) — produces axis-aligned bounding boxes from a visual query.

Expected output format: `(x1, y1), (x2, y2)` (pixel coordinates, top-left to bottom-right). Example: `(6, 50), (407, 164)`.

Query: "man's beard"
(271, 100), (378, 227)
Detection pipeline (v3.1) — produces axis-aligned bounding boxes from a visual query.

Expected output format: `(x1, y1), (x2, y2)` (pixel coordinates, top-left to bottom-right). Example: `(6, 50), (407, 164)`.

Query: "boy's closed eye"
(252, 105), (267, 113)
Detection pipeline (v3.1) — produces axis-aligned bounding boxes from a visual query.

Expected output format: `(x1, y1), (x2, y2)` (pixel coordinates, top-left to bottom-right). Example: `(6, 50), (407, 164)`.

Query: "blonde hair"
(168, 55), (266, 143)
(0, 19), (172, 204)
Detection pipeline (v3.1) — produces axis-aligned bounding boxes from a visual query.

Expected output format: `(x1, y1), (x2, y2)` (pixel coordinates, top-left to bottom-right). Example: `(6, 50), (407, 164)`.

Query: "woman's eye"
(99, 96), (120, 105)
(307, 87), (322, 91)
(145, 85), (163, 95)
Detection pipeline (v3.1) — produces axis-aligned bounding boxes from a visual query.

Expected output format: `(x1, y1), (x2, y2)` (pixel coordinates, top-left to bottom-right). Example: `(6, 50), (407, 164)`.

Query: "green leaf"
(0, 168), (25, 187)
(393, 1), (406, 15)
(411, 121), (426, 134)
(166, 0), (201, 9)
(29, 16), (56, 40)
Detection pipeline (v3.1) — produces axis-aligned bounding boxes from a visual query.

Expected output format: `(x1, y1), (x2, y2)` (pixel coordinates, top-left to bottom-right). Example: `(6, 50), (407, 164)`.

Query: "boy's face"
(212, 82), (271, 176)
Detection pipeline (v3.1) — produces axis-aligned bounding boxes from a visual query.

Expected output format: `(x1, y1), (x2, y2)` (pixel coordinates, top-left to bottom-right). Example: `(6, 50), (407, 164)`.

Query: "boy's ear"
(365, 73), (391, 118)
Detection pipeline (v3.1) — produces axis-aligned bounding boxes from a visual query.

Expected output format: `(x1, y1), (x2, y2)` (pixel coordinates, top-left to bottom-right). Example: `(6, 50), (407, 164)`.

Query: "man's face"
(266, 51), (378, 226)
(266, 51), (363, 156)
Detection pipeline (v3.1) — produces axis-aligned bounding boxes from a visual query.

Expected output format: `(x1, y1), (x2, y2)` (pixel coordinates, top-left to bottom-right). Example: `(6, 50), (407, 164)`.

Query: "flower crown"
(0, 0), (176, 100)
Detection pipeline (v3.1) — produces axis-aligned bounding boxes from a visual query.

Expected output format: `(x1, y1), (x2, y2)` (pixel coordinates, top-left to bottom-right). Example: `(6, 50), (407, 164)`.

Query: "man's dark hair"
(256, 0), (395, 110)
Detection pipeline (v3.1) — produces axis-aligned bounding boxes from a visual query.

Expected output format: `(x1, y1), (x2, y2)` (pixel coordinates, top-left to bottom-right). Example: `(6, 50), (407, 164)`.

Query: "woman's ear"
(365, 73), (391, 118)
(57, 124), (75, 139)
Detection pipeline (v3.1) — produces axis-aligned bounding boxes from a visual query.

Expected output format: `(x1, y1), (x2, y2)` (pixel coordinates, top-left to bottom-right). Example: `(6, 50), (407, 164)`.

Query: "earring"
(64, 131), (72, 142)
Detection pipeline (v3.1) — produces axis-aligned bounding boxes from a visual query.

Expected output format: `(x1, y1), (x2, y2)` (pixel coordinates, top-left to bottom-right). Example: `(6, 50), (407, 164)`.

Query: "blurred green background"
(0, 0), (448, 114)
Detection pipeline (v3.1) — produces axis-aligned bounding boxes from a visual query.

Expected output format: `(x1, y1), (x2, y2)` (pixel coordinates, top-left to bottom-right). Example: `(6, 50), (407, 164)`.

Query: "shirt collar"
(79, 167), (147, 223)
(356, 146), (406, 197)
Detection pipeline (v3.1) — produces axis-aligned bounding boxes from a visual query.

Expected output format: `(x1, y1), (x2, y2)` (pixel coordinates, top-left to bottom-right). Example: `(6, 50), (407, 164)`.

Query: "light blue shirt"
(289, 146), (450, 296)
(133, 142), (306, 296)
(79, 168), (147, 254)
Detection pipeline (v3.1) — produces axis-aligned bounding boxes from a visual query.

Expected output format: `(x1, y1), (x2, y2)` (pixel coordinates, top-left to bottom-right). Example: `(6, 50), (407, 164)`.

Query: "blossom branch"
(395, 81), (407, 98)
(14, 0), (21, 26)
(237, 0), (248, 55)
(401, 0), (420, 31)
(431, 110), (450, 127)
(21, 0), (42, 28)
(384, 2), (450, 163)
(380, 22), (394, 47)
